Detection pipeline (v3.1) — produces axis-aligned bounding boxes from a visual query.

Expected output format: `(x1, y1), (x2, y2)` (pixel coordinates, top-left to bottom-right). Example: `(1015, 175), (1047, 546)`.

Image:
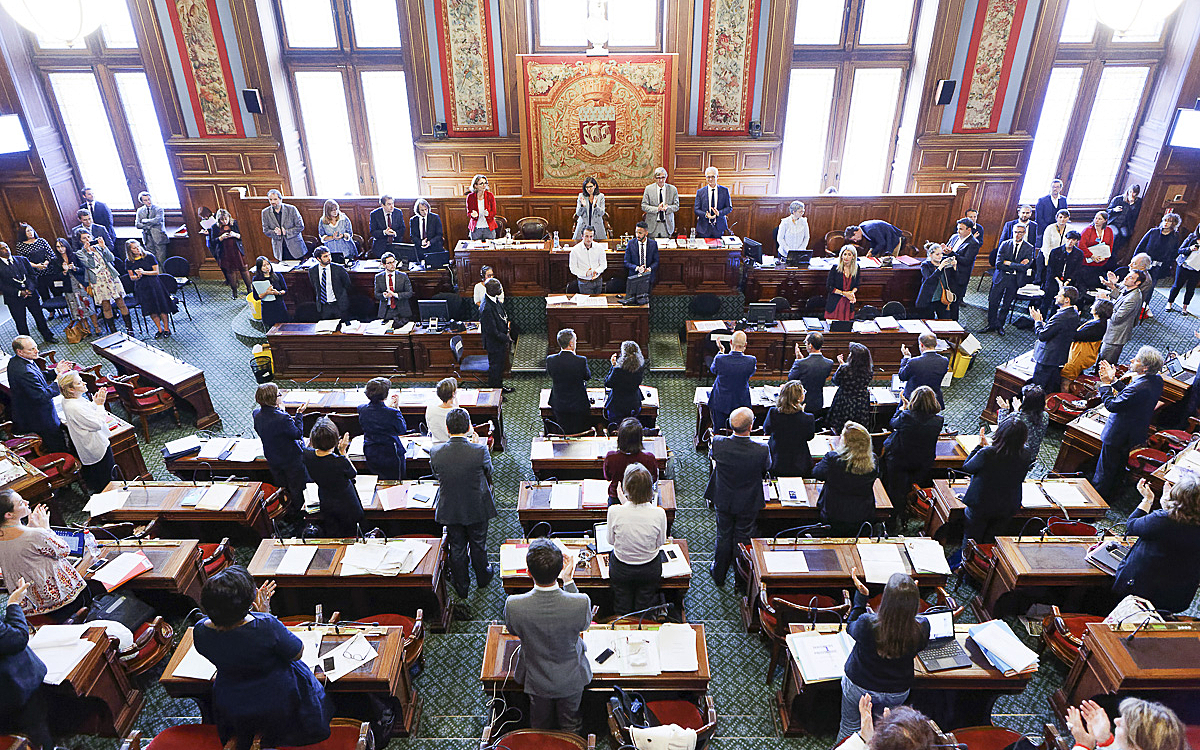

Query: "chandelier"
(0, 0), (102, 48)
(1092, 0), (1184, 33)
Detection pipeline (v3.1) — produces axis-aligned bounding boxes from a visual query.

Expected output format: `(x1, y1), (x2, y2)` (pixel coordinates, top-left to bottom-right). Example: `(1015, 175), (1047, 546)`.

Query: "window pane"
(1112, 14), (1164, 43)
(280, 0), (337, 48)
(1059, 0), (1097, 43)
(293, 71), (359, 195)
(858, 0), (914, 44)
(538, 0), (587, 46)
(1070, 66), (1150, 204)
(794, 0), (844, 44)
(35, 35), (72, 50)
(839, 67), (903, 195)
(47, 72), (133, 209)
(779, 68), (836, 194)
(608, 0), (658, 47)
(1019, 67), (1082, 205)
(113, 72), (180, 210)
(100, 0), (138, 48)
(350, 0), (402, 48)
(361, 71), (418, 196)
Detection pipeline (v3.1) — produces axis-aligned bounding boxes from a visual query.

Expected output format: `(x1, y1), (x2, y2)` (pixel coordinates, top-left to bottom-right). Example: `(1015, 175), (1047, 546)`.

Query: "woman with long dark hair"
(997, 383), (1047, 459)
(250, 255), (289, 330)
(573, 176), (606, 240)
(208, 208), (252, 297)
(827, 342), (873, 432)
(959, 417), (1031, 548)
(882, 386), (943, 517)
(604, 340), (645, 423)
(12, 223), (51, 288)
(49, 237), (99, 336)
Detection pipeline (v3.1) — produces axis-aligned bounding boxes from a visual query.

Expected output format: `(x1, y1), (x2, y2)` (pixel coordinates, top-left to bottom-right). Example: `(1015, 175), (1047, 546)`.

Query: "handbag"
(64, 321), (86, 344)
(940, 282), (956, 306)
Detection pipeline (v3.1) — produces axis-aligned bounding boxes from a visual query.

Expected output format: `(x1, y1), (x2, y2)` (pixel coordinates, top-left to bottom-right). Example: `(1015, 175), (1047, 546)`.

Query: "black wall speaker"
(241, 88), (263, 115)
(934, 80), (956, 106)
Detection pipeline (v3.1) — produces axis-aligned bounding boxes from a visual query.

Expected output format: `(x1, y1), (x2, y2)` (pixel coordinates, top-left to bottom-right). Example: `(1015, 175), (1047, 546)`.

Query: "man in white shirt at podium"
(569, 227), (607, 294)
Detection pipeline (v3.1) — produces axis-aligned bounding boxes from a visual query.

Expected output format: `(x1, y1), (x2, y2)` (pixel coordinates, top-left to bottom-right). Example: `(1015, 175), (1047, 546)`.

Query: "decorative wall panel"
(954, 0), (1029, 133)
(164, 0), (245, 137)
(433, 0), (500, 137)
(696, 0), (761, 135)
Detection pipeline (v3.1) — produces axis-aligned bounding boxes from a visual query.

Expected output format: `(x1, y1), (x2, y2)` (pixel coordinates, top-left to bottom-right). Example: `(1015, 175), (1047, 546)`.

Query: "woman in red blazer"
(467, 174), (498, 240)
(1080, 211), (1115, 269)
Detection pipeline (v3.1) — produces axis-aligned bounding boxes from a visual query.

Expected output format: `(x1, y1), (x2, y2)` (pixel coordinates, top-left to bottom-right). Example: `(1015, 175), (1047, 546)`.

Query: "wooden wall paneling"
(669, 0), (695, 134)
(498, 0), (526, 136)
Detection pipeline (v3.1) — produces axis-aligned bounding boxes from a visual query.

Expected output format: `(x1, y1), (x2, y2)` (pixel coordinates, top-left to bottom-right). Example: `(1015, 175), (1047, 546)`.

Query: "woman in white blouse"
(426, 377), (458, 445)
(777, 201), (810, 257)
(473, 265), (505, 307)
(1041, 209), (1070, 259)
(606, 464), (667, 615)
(57, 371), (113, 493)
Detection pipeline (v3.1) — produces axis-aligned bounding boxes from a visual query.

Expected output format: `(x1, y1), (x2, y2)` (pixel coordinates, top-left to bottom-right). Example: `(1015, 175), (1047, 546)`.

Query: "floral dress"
(79, 243), (124, 303)
(827, 364), (872, 433)
(0, 527), (87, 616)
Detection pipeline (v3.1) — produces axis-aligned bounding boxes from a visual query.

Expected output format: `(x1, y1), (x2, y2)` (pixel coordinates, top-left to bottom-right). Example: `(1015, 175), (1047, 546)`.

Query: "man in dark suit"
(997, 205), (1038, 249)
(709, 330), (756, 433)
(479, 278), (511, 391)
(409, 199), (444, 258)
(432, 408), (498, 600)
(965, 208), (984, 246)
(0, 576), (52, 749)
(253, 383), (308, 520)
(72, 208), (119, 257)
(622, 221), (659, 283)
(368, 194), (406, 258)
(982, 223), (1034, 335)
(1028, 286), (1081, 393)
(7, 336), (69, 453)
(693, 166), (732, 238)
(1034, 179), (1069, 233)
(0, 244), (55, 344)
(503, 538), (592, 734)
(708, 408), (770, 585)
(546, 329), (591, 435)
(80, 186), (115, 241)
(373, 252), (413, 323)
(1092, 346), (1164, 496)
(898, 333), (949, 407)
(307, 247), (351, 321)
(844, 219), (903, 257)
(787, 333), (835, 415)
(946, 217), (982, 318)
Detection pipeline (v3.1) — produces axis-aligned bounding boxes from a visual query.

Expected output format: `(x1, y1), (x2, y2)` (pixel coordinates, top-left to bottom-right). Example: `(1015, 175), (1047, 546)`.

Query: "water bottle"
(553, 230), (560, 249)
(83, 530), (100, 558)
(689, 227), (696, 248)
(505, 229), (512, 245)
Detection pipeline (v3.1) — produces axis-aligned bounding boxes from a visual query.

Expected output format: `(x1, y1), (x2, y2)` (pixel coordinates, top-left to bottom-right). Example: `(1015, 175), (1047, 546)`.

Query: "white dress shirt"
(777, 215), (810, 254)
(606, 501), (667, 565)
(319, 264), (337, 302)
(569, 241), (608, 281)
(474, 282), (505, 306)
(62, 396), (111, 465)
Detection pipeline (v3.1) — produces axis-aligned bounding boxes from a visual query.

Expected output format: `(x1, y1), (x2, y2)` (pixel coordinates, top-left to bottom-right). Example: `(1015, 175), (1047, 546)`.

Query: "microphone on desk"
(111, 463), (128, 491)
(611, 603), (670, 630)
(526, 521), (552, 540)
(199, 460), (214, 485)
(1016, 516), (1046, 543)
(80, 521), (122, 553)
(355, 523), (366, 544)
(1115, 609), (1164, 643)
(304, 372), (324, 385)
(854, 521), (875, 542)
(772, 524), (829, 547)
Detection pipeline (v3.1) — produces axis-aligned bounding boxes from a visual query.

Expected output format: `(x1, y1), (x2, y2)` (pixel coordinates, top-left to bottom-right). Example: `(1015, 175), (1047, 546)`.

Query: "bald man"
(707, 407), (770, 585)
(709, 330), (756, 433)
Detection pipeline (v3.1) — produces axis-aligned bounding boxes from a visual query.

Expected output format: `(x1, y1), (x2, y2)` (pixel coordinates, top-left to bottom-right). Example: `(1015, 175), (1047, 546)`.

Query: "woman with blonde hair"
(318, 199), (356, 260)
(467, 174), (498, 240)
(763, 380), (815, 476)
(826, 244), (860, 321)
(814, 421), (878, 536)
(208, 208), (252, 297)
(1067, 698), (1185, 750)
(58, 370), (113, 492)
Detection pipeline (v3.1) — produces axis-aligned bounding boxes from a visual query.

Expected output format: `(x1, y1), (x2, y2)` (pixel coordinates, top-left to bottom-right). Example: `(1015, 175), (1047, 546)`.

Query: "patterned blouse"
(999, 407), (1048, 462)
(0, 526), (87, 615)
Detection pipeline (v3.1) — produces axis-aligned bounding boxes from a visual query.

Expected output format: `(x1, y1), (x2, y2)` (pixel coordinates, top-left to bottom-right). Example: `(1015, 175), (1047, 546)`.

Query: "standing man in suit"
(479, 278), (512, 392)
(135, 191), (169, 263)
(373, 252), (413, 323)
(1099, 270), (1146, 366)
(568, 227), (607, 294)
(787, 333), (835, 416)
(965, 208), (984, 246)
(409, 198), (444, 258)
(709, 407), (771, 585)
(945, 217), (982, 318)
(368, 195), (405, 258)
(503, 538), (592, 735)
(995, 205), (1038, 272)
(641, 167), (679, 238)
(7, 336), (70, 453)
(0, 244), (55, 344)
(622, 221), (659, 283)
(261, 189), (306, 260)
(1092, 347), (1164, 496)
(307, 246), (351, 321)
(709, 330), (756, 433)
(982, 223), (1034, 335)
(253, 383), (308, 521)
(843, 219), (903, 258)
(432, 408), (497, 600)
(1028, 286), (1081, 393)
(546, 329), (591, 435)
(71, 209), (118, 259)
(80, 187), (115, 241)
(898, 333), (949, 407)
(693, 166), (732, 238)
(1034, 179), (1069, 233)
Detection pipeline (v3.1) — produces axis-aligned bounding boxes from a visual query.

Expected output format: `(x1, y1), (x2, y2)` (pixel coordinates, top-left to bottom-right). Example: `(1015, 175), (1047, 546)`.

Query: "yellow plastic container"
(246, 292), (262, 321)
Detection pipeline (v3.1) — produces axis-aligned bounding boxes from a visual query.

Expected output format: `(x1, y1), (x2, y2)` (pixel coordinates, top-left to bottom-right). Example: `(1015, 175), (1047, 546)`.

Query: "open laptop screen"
(925, 610), (954, 640)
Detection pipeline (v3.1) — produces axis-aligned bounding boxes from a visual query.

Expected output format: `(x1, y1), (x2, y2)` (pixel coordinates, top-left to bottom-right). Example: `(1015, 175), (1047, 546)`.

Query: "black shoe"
(996, 328), (1005, 336)
(42, 334), (58, 344)
(709, 564), (725, 587)
(453, 586), (470, 600)
(502, 386), (515, 394)
(154, 331), (165, 339)
(164, 330), (171, 337)
(477, 563), (497, 588)
(977, 327), (995, 334)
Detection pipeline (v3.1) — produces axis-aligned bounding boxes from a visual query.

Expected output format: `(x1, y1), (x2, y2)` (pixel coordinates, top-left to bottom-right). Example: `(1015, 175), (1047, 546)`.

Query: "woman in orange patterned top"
(0, 490), (89, 621)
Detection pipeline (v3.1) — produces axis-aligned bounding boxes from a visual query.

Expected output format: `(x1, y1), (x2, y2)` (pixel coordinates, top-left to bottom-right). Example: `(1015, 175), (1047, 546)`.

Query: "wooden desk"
(545, 296), (649, 358)
(46, 626), (143, 738)
(93, 480), (272, 541)
(781, 321), (967, 377)
(280, 257), (451, 317)
(1053, 410), (1105, 474)
(106, 414), (151, 481)
(547, 244), (742, 296)
(974, 536), (1117, 620)
(692, 386), (900, 448)
(91, 332), (219, 429)
(539, 386), (658, 431)
(162, 624), (420, 737)
(926, 479), (1109, 541)
(454, 240), (552, 296)
(756, 478), (893, 536)
(684, 321), (787, 378)
(91, 539), (204, 605)
(248, 537), (450, 630)
(530, 436), (668, 479)
(266, 323), (415, 381)
(745, 262), (923, 310)
(516, 480), (677, 535)
(0, 446), (52, 516)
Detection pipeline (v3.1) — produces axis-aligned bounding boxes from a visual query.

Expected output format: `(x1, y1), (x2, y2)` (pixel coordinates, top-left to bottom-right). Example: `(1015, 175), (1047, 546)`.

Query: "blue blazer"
(0, 604), (46, 707)
(1034, 195), (1068, 234)
(1114, 508), (1200, 612)
(1099, 374), (1163, 448)
(859, 220), (903, 256)
(788, 353), (835, 412)
(358, 401), (408, 451)
(961, 445), (1032, 518)
(898, 351), (948, 406)
(6, 355), (59, 436)
(709, 351), (756, 416)
(409, 212), (445, 256)
(622, 237), (659, 282)
(693, 185), (732, 237)
(1032, 305), (1080, 368)
(254, 406), (305, 467)
(546, 350), (591, 415)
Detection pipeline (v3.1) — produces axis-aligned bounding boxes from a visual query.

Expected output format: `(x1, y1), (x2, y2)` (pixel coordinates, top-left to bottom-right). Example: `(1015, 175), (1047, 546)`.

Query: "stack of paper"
(968, 620), (1038, 675)
(581, 479), (609, 507)
(776, 477), (808, 507)
(1041, 481), (1091, 508)
(314, 319), (339, 333)
(30, 626), (97, 684)
(394, 321), (415, 334)
(378, 485), (408, 511)
(302, 482), (320, 513)
(763, 550), (809, 573)
(195, 483), (238, 511)
(163, 435), (201, 456)
(276, 544), (319, 575)
(780, 320), (806, 333)
(92, 550), (153, 591)
(198, 438), (234, 460)
(499, 543), (529, 575)
(1164, 450), (1200, 484)
(956, 433), (984, 454)
(856, 543), (907, 584)
(660, 543), (691, 578)
(83, 490), (129, 516)
(339, 539), (431, 576)
(355, 475), (378, 506)
(785, 630), (855, 683)
(691, 320), (725, 332)
(550, 483), (580, 509)
(1021, 483), (1053, 508)
(546, 295), (571, 305)
(228, 439), (263, 463)
(903, 538), (951, 575)
(875, 316), (899, 330)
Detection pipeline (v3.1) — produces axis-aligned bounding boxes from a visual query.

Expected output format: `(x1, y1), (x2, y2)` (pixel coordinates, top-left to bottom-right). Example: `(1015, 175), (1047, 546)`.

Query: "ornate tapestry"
(697, 0), (761, 135)
(166, 0), (243, 137)
(954, 0), (1029, 133)
(434, 0), (499, 137)
(518, 55), (676, 194)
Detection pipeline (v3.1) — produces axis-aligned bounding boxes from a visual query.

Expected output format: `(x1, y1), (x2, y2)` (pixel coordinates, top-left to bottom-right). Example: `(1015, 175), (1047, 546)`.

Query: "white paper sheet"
(355, 475), (378, 506)
(545, 295), (571, 305)
(320, 633), (377, 682)
(303, 482), (320, 513)
(776, 478), (809, 507)
(499, 544), (527, 574)
(295, 630), (324, 671)
(657, 623), (699, 671)
(92, 550), (152, 590)
(198, 438), (234, 460)
(83, 490), (129, 516)
(228, 439), (263, 463)
(456, 389), (479, 406)
(763, 550), (809, 573)
(407, 485), (435, 507)
(1021, 483), (1052, 507)
(30, 624), (91, 649)
(34, 640), (94, 684)
(277, 545), (319, 575)
(903, 538), (951, 575)
(691, 320), (726, 332)
(348, 435), (365, 457)
(1041, 481), (1091, 507)
(163, 435), (201, 455)
(856, 543), (907, 584)
(582, 479), (609, 507)
(196, 483), (239, 511)
(339, 543), (389, 575)
(786, 630), (855, 683)
(660, 543), (692, 578)
(550, 483), (580, 509)
(314, 319), (339, 333)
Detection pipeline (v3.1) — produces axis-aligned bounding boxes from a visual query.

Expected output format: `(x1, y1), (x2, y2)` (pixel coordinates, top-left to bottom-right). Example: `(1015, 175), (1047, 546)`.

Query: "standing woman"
(250, 256), (289, 330)
(301, 417), (363, 537)
(1114, 476), (1200, 613)
(763, 380), (816, 477)
(1167, 225), (1200, 313)
(603, 418), (659, 504)
(357, 377), (408, 481)
(467, 174), (498, 240)
(573, 176), (606, 241)
(604, 340), (645, 424)
(959, 418), (1031, 550)
(777, 201), (810, 256)
(318, 199), (356, 260)
(827, 342), (873, 433)
(915, 243), (956, 319)
(606, 464), (667, 615)
(50, 237), (99, 336)
(996, 384), (1048, 459)
(208, 208), (252, 298)
(1060, 299), (1112, 390)
(473, 265), (504, 307)
(77, 231), (133, 333)
(13, 224), (52, 292)
(881, 386), (943, 515)
(814, 421), (879, 537)
(1107, 184), (1142, 255)
(253, 383), (308, 521)
(126, 239), (175, 338)
(826, 245), (860, 321)
(0, 490), (89, 621)
(57, 371), (114, 493)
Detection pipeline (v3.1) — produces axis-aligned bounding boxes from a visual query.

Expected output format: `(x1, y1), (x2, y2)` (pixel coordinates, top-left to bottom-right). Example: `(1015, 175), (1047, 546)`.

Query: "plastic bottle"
(553, 230), (560, 249)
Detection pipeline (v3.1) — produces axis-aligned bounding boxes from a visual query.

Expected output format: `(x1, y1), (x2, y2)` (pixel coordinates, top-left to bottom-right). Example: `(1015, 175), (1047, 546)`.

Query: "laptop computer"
(917, 610), (972, 672)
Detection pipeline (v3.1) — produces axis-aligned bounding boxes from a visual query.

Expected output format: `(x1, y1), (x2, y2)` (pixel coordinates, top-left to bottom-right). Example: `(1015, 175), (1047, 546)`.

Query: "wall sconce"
(749, 121), (762, 139)
(434, 122), (448, 140)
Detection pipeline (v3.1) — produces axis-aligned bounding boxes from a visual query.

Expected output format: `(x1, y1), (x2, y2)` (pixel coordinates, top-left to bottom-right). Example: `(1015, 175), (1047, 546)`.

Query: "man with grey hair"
(641, 167), (679, 238)
(694, 166), (731, 238)
(777, 201), (810, 256)
(8, 335), (70, 453)
(545, 329), (590, 435)
(708, 406), (769, 585)
(1104, 253), (1155, 310)
(1093, 345), (1163, 495)
(261, 189), (306, 260)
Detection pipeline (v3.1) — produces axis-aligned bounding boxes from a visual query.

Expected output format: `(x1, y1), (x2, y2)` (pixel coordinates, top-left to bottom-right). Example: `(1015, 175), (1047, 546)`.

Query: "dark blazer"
(408, 212), (445, 256)
(693, 185), (732, 237)
(622, 237), (660, 282)
(898, 351), (949, 406)
(358, 401), (407, 454)
(206, 220), (243, 262)
(373, 269), (413, 320)
(960, 445), (1032, 518)
(71, 222), (118, 257)
(998, 219), (1039, 247)
(307, 262), (351, 311)
(1134, 227), (1181, 266)
(604, 365), (643, 422)
(253, 406), (304, 468)
(709, 435), (770, 516)
(80, 200), (115, 236)
(504, 582), (592, 698)
(1113, 508), (1200, 612)
(858, 220), (903, 256)
(1099, 374), (1164, 449)
(788, 353), (835, 412)
(1033, 305), (1081, 368)
(0, 603), (46, 707)
(825, 267), (860, 315)
(431, 436), (496, 526)
(882, 410), (944, 471)
(368, 207), (406, 253)
(916, 259), (953, 309)
(1039, 244), (1083, 291)
(763, 408), (816, 477)
(1034, 195), (1068, 233)
(945, 234), (982, 291)
(1074, 317), (1107, 343)
(546, 350), (590, 416)
(709, 351), (756, 417)
(0, 256), (38, 306)
(479, 295), (509, 352)
(7, 355), (59, 435)
(993, 238), (1035, 282)
(813, 451), (879, 527)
